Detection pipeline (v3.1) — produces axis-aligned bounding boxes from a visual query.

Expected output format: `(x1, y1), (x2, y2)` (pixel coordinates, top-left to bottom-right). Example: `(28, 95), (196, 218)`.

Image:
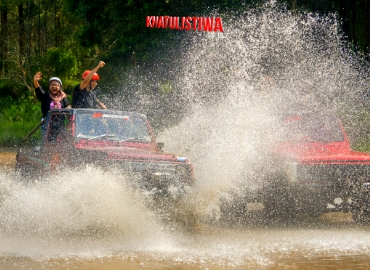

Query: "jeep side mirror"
(157, 142), (164, 151)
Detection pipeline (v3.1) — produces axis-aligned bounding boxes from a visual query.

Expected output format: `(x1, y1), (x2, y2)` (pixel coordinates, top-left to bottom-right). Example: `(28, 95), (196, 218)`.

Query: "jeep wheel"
(219, 197), (248, 225)
(351, 193), (370, 224)
(263, 174), (297, 224)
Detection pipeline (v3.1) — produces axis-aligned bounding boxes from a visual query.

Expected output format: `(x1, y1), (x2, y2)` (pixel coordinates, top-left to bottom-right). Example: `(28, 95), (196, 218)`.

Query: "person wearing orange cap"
(72, 61), (107, 109)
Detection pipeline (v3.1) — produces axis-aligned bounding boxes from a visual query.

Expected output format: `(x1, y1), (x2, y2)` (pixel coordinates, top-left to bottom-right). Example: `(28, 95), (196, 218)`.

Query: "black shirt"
(72, 84), (101, 108)
(35, 86), (70, 118)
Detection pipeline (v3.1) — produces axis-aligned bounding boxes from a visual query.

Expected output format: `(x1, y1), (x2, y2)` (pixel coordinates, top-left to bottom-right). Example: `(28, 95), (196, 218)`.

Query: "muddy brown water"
(1, 151), (370, 269)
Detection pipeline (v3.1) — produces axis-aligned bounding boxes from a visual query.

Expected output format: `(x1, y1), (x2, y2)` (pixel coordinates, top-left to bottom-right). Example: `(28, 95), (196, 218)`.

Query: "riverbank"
(0, 149), (17, 169)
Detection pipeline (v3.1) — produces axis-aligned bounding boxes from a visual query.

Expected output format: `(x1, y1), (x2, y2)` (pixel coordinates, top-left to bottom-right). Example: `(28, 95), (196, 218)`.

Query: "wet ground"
(1, 151), (370, 269)
(0, 149), (16, 169)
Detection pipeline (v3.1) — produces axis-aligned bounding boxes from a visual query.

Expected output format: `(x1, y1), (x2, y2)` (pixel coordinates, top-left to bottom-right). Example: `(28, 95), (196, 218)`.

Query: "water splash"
(155, 2), (370, 221)
(0, 167), (176, 257)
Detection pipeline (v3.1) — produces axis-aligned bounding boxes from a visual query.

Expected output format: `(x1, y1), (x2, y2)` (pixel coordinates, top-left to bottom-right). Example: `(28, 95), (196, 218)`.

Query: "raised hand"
(34, 71), (42, 82)
(98, 61), (105, 69)
(33, 71), (42, 88)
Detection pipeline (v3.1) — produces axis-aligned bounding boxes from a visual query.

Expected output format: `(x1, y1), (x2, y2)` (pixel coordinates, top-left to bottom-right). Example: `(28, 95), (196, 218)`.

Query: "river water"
(1, 151), (370, 269)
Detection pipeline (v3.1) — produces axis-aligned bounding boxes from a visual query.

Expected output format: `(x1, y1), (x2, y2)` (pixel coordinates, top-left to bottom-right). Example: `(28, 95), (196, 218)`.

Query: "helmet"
(49, 77), (62, 86)
(82, 70), (100, 81)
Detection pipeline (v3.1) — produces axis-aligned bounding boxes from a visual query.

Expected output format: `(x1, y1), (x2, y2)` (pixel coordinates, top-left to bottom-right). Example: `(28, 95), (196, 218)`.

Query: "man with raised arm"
(72, 61), (107, 109)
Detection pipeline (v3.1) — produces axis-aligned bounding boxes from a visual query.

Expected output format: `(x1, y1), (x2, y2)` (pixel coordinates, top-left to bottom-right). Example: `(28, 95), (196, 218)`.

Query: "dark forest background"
(1, 0), (370, 145)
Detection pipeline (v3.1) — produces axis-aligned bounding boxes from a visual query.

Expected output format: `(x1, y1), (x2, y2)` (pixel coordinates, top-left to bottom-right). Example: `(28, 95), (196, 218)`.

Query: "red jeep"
(261, 113), (370, 223)
(15, 109), (195, 199)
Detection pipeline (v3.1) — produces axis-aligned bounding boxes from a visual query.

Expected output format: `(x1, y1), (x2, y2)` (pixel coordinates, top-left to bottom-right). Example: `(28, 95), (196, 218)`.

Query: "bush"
(0, 121), (40, 147)
(0, 95), (41, 122)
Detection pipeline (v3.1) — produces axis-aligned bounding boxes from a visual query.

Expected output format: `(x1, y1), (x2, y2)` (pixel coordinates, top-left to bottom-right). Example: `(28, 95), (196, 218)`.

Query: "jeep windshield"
(75, 111), (152, 143)
(277, 114), (344, 143)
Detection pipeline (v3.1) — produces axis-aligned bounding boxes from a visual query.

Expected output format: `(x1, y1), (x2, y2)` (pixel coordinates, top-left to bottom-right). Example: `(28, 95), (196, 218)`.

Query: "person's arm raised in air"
(79, 61), (105, 90)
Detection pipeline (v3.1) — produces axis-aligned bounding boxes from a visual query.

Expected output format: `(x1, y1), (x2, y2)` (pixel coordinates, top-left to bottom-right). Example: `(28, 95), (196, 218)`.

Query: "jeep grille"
(108, 161), (194, 185)
(296, 164), (370, 184)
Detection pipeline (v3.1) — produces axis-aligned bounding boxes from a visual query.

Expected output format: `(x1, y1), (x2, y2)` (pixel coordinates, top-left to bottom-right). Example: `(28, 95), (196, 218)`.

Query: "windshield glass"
(75, 111), (152, 142)
(277, 115), (344, 143)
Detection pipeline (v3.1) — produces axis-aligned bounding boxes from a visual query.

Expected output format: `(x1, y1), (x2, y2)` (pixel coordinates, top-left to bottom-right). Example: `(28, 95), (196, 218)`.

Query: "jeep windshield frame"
(74, 110), (153, 143)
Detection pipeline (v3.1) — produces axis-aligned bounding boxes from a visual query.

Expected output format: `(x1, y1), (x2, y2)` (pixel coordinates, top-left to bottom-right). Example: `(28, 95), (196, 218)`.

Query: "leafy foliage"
(40, 48), (79, 80)
(0, 95), (40, 122)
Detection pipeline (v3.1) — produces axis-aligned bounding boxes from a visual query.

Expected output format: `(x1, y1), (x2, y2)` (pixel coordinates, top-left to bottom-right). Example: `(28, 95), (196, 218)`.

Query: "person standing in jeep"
(72, 61), (107, 109)
(33, 72), (71, 118)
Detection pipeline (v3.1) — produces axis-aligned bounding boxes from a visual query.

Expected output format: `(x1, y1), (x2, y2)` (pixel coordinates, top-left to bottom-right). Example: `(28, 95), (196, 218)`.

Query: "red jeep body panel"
(272, 141), (370, 164)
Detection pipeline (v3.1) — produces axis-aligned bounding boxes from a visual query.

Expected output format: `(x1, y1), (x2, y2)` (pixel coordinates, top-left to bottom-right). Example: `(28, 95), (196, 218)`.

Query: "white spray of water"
(157, 2), (370, 221)
(0, 167), (176, 258)
(159, 86), (275, 222)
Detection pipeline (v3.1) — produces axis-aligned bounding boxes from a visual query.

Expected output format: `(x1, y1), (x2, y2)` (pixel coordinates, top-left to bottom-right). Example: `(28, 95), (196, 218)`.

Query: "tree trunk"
(291, 0), (297, 10)
(38, 0), (41, 55)
(0, 5), (8, 75)
(19, 4), (25, 58)
(55, 3), (62, 47)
